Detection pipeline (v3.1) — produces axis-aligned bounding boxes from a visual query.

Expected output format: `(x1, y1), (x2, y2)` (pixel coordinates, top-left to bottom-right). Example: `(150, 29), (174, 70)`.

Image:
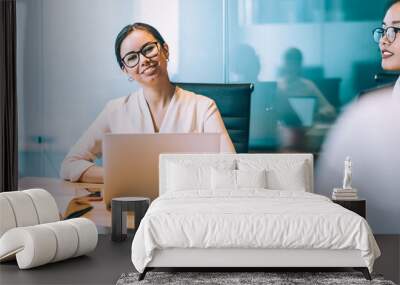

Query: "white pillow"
(211, 168), (236, 190)
(167, 163), (210, 191)
(267, 164), (307, 191)
(211, 168), (268, 190)
(237, 169), (267, 188)
(237, 159), (309, 191)
(166, 159), (236, 192)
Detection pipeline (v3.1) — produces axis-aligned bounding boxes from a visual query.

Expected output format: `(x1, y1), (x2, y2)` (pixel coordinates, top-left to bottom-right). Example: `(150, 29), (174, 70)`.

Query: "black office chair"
(174, 83), (254, 153)
(358, 82), (395, 98)
(312, 78), (341, 111)
(373, 72), (399, 83)
(358, 72), (398, 98)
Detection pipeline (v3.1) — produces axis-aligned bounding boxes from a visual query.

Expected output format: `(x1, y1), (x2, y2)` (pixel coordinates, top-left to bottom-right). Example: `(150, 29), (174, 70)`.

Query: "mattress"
(131, 190), (380, 273)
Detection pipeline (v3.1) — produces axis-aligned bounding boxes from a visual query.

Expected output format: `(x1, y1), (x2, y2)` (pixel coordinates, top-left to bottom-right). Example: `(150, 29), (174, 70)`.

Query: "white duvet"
(131, 190), (380, 273)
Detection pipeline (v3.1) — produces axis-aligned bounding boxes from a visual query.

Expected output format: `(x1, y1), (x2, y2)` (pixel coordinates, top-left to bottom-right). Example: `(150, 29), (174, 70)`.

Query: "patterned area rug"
(116, 271), (396, 285)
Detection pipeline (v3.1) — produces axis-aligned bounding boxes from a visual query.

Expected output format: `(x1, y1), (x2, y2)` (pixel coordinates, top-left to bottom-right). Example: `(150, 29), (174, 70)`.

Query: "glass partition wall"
(17, 0), (389, 178)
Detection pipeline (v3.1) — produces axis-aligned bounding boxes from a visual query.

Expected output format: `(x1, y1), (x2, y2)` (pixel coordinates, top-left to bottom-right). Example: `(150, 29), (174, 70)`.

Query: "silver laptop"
(102, 133), (220, 206)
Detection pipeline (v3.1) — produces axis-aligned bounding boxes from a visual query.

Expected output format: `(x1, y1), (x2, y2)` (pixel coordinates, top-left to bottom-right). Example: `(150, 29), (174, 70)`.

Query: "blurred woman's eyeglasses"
(373, 27), (400, 44)
(122, 42), (159, 68)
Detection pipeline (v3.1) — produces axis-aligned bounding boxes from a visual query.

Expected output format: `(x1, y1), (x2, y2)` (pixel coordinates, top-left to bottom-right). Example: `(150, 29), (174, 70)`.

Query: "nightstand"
(332, 199), (366, 218)
(111, 197), (150, 241)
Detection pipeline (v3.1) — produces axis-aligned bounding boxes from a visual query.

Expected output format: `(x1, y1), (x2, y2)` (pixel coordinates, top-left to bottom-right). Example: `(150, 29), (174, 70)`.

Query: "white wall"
(42, 0), (135, 150)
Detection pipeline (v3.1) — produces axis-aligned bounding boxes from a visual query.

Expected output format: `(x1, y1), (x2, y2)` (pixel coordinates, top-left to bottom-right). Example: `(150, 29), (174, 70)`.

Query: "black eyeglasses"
(121, 42), (160, 68)
(373, 26), (400, 43)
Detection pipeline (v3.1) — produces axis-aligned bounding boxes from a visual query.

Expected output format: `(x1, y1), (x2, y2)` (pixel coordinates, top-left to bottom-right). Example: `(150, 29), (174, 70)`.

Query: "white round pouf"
(0, 196), (17, 237)
(0, 218), (98, 269)
(42, 221), (79, 262)
(24, 189), (60, 224)
(0, 189), (98, 269)
(66, 218), (98, 257)
(0, 191), (39, 227)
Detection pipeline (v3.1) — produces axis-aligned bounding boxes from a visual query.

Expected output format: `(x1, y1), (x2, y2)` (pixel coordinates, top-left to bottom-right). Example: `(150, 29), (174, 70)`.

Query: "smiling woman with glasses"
(121, 42), (160, 68)
(373, 1), (400, 75)
(372, 0), (400, 100)
(121, 41), (159, 68)
(373, 26), (400, 44)
(60, 22), (235, 183)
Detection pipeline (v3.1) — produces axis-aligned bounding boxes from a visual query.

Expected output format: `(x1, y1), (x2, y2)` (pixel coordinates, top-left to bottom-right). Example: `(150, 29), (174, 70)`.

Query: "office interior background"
(17, 0), (397, 233)
(18, 0), (390, 175)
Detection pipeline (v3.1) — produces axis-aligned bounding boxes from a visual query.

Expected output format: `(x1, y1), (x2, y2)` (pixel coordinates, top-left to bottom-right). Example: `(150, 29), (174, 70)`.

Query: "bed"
(131, 154), (380, 280)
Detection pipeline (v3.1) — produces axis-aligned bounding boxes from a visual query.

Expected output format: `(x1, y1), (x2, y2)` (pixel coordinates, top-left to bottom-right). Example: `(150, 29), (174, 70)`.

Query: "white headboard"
(159, 153), (314, 195)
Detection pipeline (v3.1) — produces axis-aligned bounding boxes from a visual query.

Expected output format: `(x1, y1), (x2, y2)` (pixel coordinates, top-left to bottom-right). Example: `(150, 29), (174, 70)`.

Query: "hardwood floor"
(0, 234), (398, 285)
(374, 235), (400, 284)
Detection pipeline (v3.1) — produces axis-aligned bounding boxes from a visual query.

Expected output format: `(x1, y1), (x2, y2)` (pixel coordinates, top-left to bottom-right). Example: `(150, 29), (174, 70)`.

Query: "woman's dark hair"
(115, 23), (166, 69)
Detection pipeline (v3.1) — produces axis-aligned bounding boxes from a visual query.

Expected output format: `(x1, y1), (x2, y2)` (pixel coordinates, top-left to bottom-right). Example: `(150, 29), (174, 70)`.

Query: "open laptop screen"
(102, 133), (221, 205)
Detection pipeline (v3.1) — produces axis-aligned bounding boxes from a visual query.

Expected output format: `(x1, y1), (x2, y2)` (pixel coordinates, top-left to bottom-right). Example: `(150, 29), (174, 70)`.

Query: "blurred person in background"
(277, 47), (336, 122)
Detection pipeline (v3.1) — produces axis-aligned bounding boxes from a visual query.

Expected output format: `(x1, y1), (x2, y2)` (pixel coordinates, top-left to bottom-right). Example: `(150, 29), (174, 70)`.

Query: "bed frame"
(138, 154), (372, 281)
(139, 248), (370, 280)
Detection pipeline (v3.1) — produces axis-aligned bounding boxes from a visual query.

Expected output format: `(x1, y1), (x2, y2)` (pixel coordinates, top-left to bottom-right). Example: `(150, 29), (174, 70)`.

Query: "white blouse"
(393, 76), (400, 100)
(60, 87), (235, 182)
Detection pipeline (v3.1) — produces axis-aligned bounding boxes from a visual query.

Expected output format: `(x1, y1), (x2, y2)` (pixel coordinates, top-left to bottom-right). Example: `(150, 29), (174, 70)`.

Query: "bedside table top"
(332, 198), (365, 202)
(112, 197), (150, 202)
